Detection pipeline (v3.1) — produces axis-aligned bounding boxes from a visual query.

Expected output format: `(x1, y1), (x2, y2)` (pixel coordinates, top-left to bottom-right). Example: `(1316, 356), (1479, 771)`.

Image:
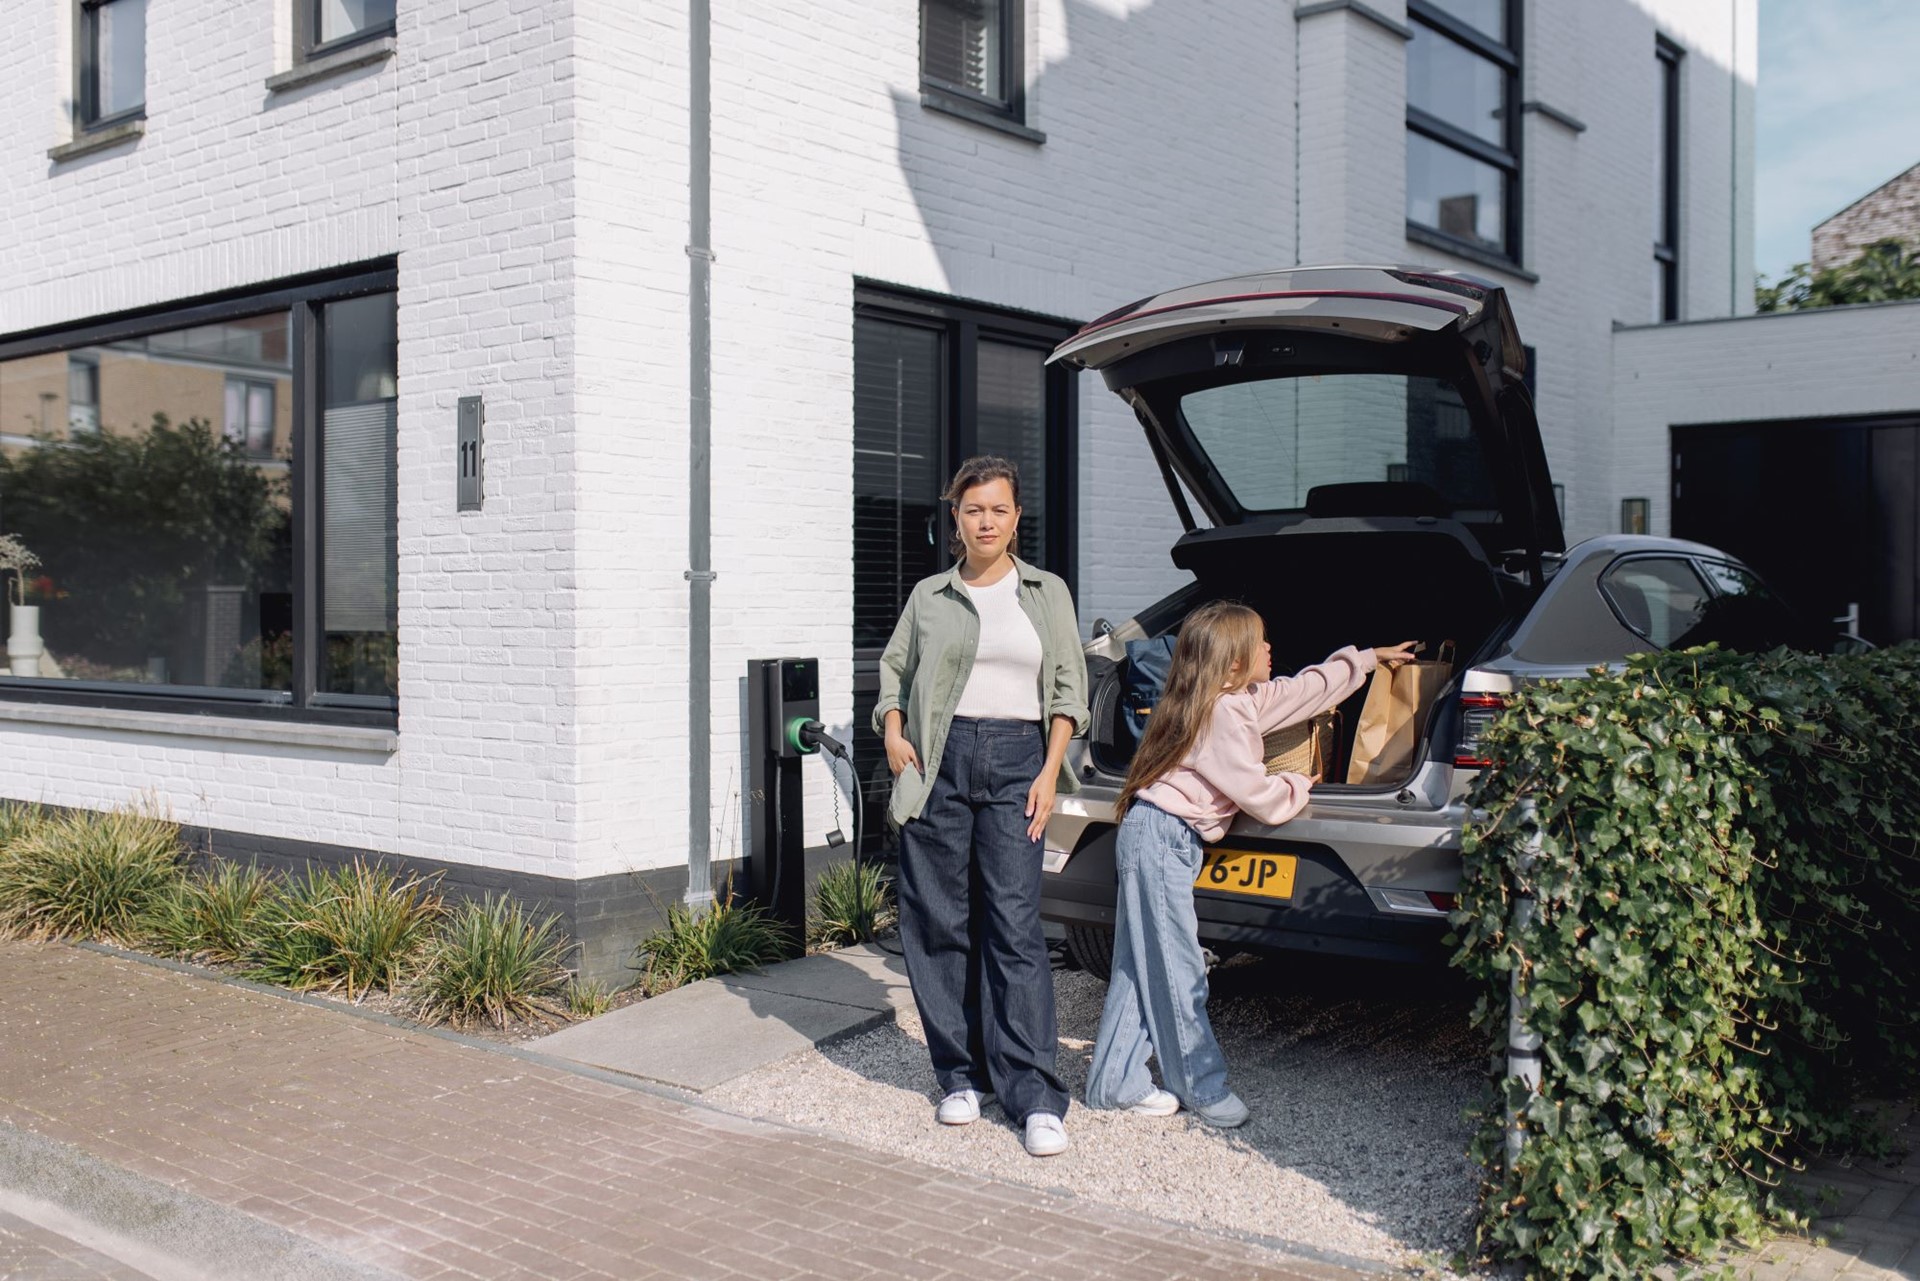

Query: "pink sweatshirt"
(1135, 646), (1377, 842)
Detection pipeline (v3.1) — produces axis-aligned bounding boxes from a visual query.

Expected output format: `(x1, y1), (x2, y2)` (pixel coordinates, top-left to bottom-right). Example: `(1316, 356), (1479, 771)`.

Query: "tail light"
(1454, 694), (1505, 768)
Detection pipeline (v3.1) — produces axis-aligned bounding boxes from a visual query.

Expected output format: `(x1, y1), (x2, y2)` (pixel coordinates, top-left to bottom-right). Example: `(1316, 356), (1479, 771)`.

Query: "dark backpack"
(1122, 635), (1178, 743)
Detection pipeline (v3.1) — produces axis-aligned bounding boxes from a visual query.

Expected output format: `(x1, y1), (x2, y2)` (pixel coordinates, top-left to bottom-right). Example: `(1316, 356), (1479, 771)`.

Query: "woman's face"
(954, 478), (1020, 562)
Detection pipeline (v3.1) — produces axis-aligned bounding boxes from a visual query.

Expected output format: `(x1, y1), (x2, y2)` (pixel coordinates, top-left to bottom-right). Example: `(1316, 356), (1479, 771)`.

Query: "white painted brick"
(1, 0), (1766, 887)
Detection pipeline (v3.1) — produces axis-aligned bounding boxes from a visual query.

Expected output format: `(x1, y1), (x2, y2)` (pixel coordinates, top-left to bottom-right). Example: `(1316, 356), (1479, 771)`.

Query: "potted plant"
(0, 533), (44, 677)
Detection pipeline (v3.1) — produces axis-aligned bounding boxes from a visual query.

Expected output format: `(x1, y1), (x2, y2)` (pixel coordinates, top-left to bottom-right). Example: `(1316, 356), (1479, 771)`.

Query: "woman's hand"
(1025, 773), (1057, 843)
(1373, 640), (1422, 669)
(885, 731), (922, 778)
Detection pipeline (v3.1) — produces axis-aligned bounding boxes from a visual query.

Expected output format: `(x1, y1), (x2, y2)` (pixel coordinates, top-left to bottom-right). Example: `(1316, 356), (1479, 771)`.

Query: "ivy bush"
(1455, 645), (1920, 1277)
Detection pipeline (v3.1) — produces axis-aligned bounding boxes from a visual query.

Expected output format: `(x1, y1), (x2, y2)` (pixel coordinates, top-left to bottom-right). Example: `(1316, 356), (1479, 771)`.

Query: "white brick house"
(12, 0), (1883, 980)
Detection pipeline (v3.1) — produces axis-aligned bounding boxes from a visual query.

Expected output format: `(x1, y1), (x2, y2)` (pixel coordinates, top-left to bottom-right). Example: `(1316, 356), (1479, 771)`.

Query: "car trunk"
(1052, 266), (1561, 788)
(1083, 516), (1530, 785)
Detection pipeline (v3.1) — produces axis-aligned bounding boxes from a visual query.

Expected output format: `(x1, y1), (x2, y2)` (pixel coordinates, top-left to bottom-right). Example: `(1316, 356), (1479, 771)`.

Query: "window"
(1599, 557), (1710, 649)
(1686, 560), (1815, 652)
(1654, 37), (1683, 322)
(67, 356), (99, 435)
(1177, 374), (1503, 521)
(302, 0), (395, 58)
(921, 0), (1020, 120)
(851, 288), (1077, 850)
(78, 0), (147, 129)
(0, 266), (398, 722)
(1406, 0), (1520, 262)
(224, 378), (279, 457)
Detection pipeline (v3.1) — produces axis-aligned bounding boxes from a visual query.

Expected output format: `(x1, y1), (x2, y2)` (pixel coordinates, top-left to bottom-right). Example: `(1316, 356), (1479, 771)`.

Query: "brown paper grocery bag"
(1345, 643), (1454, 785)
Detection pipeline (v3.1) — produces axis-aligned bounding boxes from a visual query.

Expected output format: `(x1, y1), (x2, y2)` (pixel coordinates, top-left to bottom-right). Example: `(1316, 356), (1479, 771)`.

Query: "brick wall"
(1812, 163), (1920, 271)
(2, 0), (1761, 895)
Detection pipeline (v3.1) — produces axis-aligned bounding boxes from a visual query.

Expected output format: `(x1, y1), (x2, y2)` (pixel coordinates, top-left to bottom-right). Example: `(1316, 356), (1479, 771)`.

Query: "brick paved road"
(0, 944), (1357, 1281)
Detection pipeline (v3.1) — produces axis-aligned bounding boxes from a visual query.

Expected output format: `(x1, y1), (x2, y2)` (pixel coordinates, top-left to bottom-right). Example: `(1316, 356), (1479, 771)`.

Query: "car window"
(1681, 560), (1815, 652)
(1177, 374), (1503, 519)
(1599, 557), (1710, 648)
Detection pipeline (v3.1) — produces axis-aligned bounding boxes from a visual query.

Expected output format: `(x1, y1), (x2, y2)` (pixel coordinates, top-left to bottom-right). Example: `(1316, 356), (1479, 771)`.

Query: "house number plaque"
(457, 396), (484, 511)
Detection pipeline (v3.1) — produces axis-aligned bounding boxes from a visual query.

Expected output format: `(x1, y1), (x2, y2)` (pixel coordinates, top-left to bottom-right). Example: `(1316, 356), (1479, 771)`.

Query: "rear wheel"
(1063, 924), (1115, 980)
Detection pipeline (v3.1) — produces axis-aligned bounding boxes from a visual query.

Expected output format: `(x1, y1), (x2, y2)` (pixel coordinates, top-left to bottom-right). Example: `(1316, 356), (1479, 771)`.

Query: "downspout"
(685, 0), (716, 912)
(1729, 0), (1739, 315)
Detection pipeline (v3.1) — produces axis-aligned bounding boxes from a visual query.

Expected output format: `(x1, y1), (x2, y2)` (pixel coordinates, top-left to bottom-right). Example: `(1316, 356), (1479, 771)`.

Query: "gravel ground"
(710, 948), (1487, 1272)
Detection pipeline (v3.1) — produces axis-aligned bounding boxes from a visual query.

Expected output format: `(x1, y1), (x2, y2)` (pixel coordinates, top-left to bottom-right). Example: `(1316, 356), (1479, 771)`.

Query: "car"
(1038, 265), (1822, 977)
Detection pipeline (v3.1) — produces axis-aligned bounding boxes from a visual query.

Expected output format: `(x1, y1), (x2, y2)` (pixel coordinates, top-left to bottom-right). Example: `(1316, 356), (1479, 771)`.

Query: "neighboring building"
(1811, 161), (1920, 269)
(1, 0), (1771, 979)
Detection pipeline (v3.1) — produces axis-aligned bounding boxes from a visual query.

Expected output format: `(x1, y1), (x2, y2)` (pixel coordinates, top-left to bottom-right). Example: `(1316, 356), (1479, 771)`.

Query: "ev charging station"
(745, 657), (852, 953)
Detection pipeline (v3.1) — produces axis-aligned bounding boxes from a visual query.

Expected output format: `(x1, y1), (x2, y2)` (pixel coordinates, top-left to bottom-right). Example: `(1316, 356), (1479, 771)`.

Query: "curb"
(0, 1120), (401, 1281)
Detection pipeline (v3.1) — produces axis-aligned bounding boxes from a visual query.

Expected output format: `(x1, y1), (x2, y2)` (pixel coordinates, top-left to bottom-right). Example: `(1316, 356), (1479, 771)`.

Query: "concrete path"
(527, 944), (914, 1093)
(0, 942), (1353, 1281)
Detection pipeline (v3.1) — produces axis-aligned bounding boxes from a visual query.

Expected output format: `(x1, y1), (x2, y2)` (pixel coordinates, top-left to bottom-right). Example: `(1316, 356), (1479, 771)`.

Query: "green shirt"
(871, 557), (1090, 828)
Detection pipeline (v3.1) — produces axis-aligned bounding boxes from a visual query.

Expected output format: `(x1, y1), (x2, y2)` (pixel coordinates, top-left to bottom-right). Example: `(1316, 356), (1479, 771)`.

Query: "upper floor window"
(1654, 37), (1683, 321)
(78, 0), (146, 129)
(1406, 0), (1520, 263)
(921, 0), (1022, 122)
(303, 0), (395, 59)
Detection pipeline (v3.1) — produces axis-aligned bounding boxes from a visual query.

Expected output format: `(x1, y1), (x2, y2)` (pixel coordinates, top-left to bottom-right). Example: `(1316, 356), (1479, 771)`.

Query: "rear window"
(1179, 374), (1502, 518)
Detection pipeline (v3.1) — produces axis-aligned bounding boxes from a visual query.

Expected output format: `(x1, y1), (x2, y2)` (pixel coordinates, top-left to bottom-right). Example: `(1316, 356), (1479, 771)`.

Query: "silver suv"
(1039, 266), (1816, 974)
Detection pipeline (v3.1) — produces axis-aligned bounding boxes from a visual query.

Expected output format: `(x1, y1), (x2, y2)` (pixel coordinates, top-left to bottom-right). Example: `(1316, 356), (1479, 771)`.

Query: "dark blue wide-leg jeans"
(896, 716), (1069, 1123)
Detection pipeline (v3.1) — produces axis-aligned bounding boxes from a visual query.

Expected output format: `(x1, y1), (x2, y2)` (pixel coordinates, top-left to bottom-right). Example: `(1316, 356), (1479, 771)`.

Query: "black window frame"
(76, 0), (147, 132)
(1654, 35), (1683, 322)
(1596, 552), (1713, 649)
(919, 0), (1026, 126)
(850, 284), (1079, 855)
(0, 261), (400, 729)
(297, 0), (396, 63)
(1405, 0), (1524, 266)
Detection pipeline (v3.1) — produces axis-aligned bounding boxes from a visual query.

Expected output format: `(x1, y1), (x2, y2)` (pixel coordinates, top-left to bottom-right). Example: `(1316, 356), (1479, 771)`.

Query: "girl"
(1084, 601), (1417, 1127)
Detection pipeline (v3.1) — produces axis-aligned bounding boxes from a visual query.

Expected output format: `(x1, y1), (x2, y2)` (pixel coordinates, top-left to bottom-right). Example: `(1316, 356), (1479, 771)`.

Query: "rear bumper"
(1039, 827), (1454, 966)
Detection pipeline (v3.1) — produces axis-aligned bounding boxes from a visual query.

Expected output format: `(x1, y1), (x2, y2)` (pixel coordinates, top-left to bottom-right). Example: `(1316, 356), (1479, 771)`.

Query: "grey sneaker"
(1193, 1092), (1250, 1129)
(1125, 1088), (1180, 1117)
(1023, 1112), (1069, 1156)
(936, 1089), (989, 1125)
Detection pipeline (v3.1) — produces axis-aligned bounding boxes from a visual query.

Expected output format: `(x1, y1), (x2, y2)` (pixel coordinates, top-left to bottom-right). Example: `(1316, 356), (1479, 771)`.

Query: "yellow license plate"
(1194, 848), (1298, 901)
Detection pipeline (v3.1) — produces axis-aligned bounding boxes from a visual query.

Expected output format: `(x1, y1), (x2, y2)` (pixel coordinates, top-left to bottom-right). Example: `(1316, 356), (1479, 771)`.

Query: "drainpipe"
(685, 0), (716, 913)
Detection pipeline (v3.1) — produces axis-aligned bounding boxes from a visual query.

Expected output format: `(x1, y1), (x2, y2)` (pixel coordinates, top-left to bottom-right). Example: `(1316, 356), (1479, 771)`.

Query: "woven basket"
(1262, 710), (1340, 779)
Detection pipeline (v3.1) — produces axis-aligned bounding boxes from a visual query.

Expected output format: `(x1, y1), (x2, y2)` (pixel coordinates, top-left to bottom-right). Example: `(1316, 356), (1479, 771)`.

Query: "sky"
(1755, 0), (1920, 285)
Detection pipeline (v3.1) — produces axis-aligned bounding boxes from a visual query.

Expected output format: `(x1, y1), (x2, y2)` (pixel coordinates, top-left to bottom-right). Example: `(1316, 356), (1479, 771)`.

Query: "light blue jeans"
(1085, 801), (1232, 1110)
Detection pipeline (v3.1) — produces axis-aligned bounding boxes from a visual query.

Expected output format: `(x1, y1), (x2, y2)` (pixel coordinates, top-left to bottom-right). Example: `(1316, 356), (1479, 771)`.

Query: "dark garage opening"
(1672, 415), (1920, 646)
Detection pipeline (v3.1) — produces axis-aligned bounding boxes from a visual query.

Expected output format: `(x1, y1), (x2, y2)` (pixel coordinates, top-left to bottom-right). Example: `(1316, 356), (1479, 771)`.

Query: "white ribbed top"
(954, 570), (1044, 721)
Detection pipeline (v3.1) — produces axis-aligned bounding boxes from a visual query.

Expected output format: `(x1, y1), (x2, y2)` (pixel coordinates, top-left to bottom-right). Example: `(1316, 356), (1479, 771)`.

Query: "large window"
(0, 266), (398, 723)
(1406, 0), (1520, 263)
(1654, 37), (1683, 322)
(851, 288), (1076, 850)
(78, 0), (147, 129)
(921, 0), (1022, 124)
(303, 0), (396, 58)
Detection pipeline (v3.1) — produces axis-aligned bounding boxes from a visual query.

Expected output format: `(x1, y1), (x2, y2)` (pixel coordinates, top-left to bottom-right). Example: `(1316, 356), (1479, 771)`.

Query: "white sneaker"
(1023, 1112), (1069, 1157)
(1125, 1088), (1181, 1117)
(936, 1089), (989, 1125)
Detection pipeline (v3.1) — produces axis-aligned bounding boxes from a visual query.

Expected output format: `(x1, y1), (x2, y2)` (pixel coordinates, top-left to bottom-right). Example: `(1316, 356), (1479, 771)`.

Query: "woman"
(873, 456), (1088, 1158)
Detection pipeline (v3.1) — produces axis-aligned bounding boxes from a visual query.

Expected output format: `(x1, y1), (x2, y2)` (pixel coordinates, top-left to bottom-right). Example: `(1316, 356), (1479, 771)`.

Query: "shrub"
(0, 800), (48, 856)
(635, 896), (789, 995)
(0, 804), (183, 943)
(565, 978), (614, 1020)
(1455, 645), (1920, 1277)
(244, 860), (442, 998)
(142, 861), (276, 963)
(808, 859), (895, 949)
(409, 895), (570, 1029)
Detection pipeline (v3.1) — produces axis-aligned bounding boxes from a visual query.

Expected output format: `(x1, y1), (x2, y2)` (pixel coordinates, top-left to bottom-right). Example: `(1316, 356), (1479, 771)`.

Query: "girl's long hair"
(1116, 601), (1266, 819)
